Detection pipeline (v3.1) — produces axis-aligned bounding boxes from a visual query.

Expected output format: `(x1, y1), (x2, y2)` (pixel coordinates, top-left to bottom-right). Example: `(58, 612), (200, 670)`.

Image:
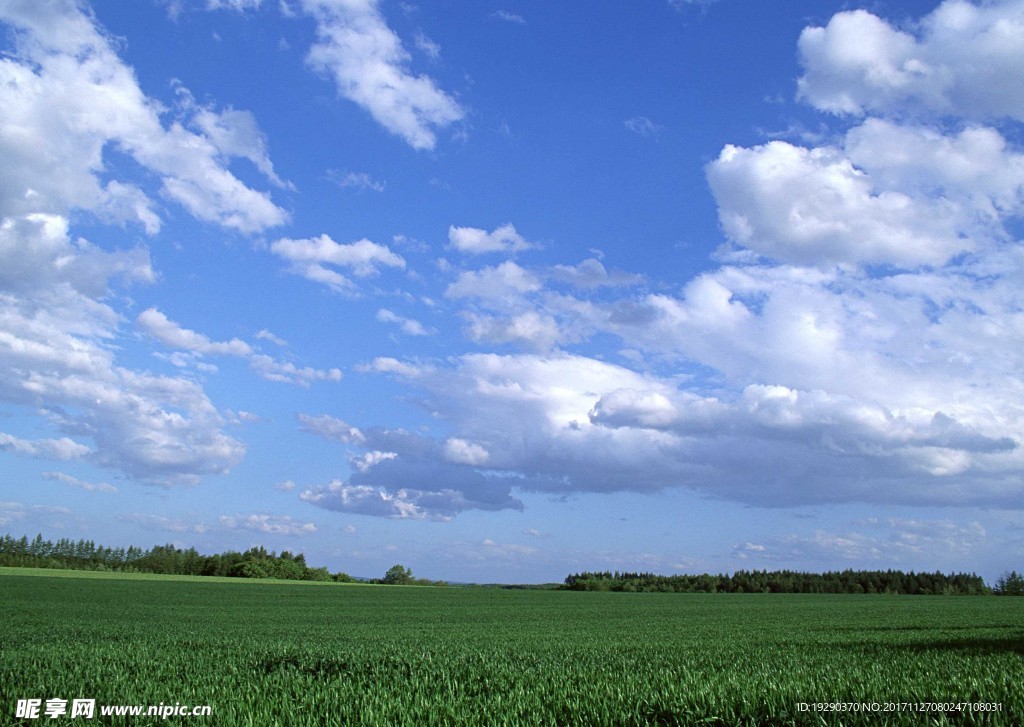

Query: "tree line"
(0, 532), (449, 586)
(0, 533), (353, 582)
(562, 568), (1023, 595)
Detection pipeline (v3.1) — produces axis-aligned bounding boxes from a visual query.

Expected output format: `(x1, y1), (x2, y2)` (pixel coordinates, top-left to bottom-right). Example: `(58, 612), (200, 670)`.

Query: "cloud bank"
(299, 0), (1024, 520)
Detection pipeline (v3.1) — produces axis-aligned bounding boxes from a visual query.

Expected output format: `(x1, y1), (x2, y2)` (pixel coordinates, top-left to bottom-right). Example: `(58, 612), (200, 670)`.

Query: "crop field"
(2, 569), (1022, 725)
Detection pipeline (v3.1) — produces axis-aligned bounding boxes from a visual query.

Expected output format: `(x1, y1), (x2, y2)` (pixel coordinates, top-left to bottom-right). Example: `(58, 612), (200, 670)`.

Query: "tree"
(995, 570), (1024, 596)
(382, 564), (414, 585)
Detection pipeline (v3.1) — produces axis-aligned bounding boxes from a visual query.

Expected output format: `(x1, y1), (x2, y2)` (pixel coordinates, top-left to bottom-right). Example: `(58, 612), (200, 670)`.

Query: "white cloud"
(255, 329), (288, 347)
(270, 233), (405, 292)
(445, 261), (541, 300)
(351, 450), (397, 472)
(376, 308), (432, 336)
(707, 140), (971, 267)
(299, 0), (464, 150)
(490, 10), (525, 25)
(0, 214), (153, 297)
(0, 1), (287, 232)
(0, 433), (91, 461)
(844, 119), (1024, 224)
(138, 309), (341, 386)
(219, 513), (317, 535)
(448, 223), (533, 255)
(444, 438), (490, 466)
(300, 481), (430, 519)
(0, 215), (244, 485)
(797, 1), (1024, 121)
(118, 513), (208, 534)
(298, 413), (366, 444)
(327, 169), (386, 192)
(734, 517), (988, 568)
(42, 471), (118, 494)
(414, 32), (440, 60)
(138, 309), (253, 357)
(338, 349), (1024, 510)
(0, 501), (73, 528)
(358, 357), (426, 378)
(549, 258), (644, 289)
(298, 422), (523, 519)
(463, 311), (561, 351)
(207, 0), (263, 10)
(624, 116), (662, 137)
(248, 354), (342, 386)
(186, 99), (291, 190)
(479, 538), (538, 558)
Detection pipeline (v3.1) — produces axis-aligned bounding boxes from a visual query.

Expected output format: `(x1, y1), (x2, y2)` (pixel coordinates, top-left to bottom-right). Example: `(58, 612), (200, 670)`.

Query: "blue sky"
(2, 0), (1022, 584)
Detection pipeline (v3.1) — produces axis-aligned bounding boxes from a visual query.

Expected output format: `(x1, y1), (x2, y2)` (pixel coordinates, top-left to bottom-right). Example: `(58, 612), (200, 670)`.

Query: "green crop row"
(2, 570), (1021, 725)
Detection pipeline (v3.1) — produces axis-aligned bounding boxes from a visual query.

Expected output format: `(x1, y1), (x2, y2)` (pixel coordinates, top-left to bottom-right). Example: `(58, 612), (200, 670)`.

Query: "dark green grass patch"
(1, 570), (1021, 725)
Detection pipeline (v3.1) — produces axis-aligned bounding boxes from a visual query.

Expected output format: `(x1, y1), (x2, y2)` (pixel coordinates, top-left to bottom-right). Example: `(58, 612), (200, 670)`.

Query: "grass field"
(2, 569), (1022, 725)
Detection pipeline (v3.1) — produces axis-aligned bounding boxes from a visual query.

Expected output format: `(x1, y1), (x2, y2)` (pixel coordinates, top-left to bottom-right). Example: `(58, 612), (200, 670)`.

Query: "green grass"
(2, 569), (1022, 725)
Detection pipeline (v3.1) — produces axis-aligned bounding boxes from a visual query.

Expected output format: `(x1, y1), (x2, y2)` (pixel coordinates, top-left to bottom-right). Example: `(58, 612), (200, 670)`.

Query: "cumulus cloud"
(707, 140), (970, 267)
(444, 438), (490, 466)
(445, 261), (541, 300)
(797, 1), (1024, 121)
(463, 310), (562, 351)
(0, 0), (287, 232)
(357, 0), (1024, 515)
(448, 223), (533, 255)
(335, 347), (1024, 510)
(0, 214), (153, 297)
(299, 413), (366, 444)
(299, 0), (464, 150)
(0, 433), (91, 461)
(270, 233), (405, 292)
(358, 356), (427, 378)
(0, 215), (244, 485)
(300, 481), (429, 519)
(548, 258), (644, 289)
(298, 420), (523, 519)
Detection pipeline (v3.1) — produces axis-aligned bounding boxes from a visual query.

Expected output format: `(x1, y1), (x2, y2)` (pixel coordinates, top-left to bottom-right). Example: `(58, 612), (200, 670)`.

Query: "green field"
(2, 569), (1022, 725)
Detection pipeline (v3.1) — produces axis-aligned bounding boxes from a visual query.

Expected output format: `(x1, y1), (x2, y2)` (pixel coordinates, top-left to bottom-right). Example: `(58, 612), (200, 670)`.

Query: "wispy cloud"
(624, 116), (663, 137)
(327, 169), (386, 192)
(490, 10), (526, 25)
(299, 0), (464, 149)
(42, 471), (118, 494)
(137, 309), (342, 386)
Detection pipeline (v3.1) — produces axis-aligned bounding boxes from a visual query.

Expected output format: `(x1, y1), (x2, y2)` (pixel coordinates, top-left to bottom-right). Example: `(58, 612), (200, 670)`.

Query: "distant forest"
(0, 532), (352, 582)
(563, 570), (1024, 596)
(0, 532), (449, 586)
(3, 533), (1021, 593)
